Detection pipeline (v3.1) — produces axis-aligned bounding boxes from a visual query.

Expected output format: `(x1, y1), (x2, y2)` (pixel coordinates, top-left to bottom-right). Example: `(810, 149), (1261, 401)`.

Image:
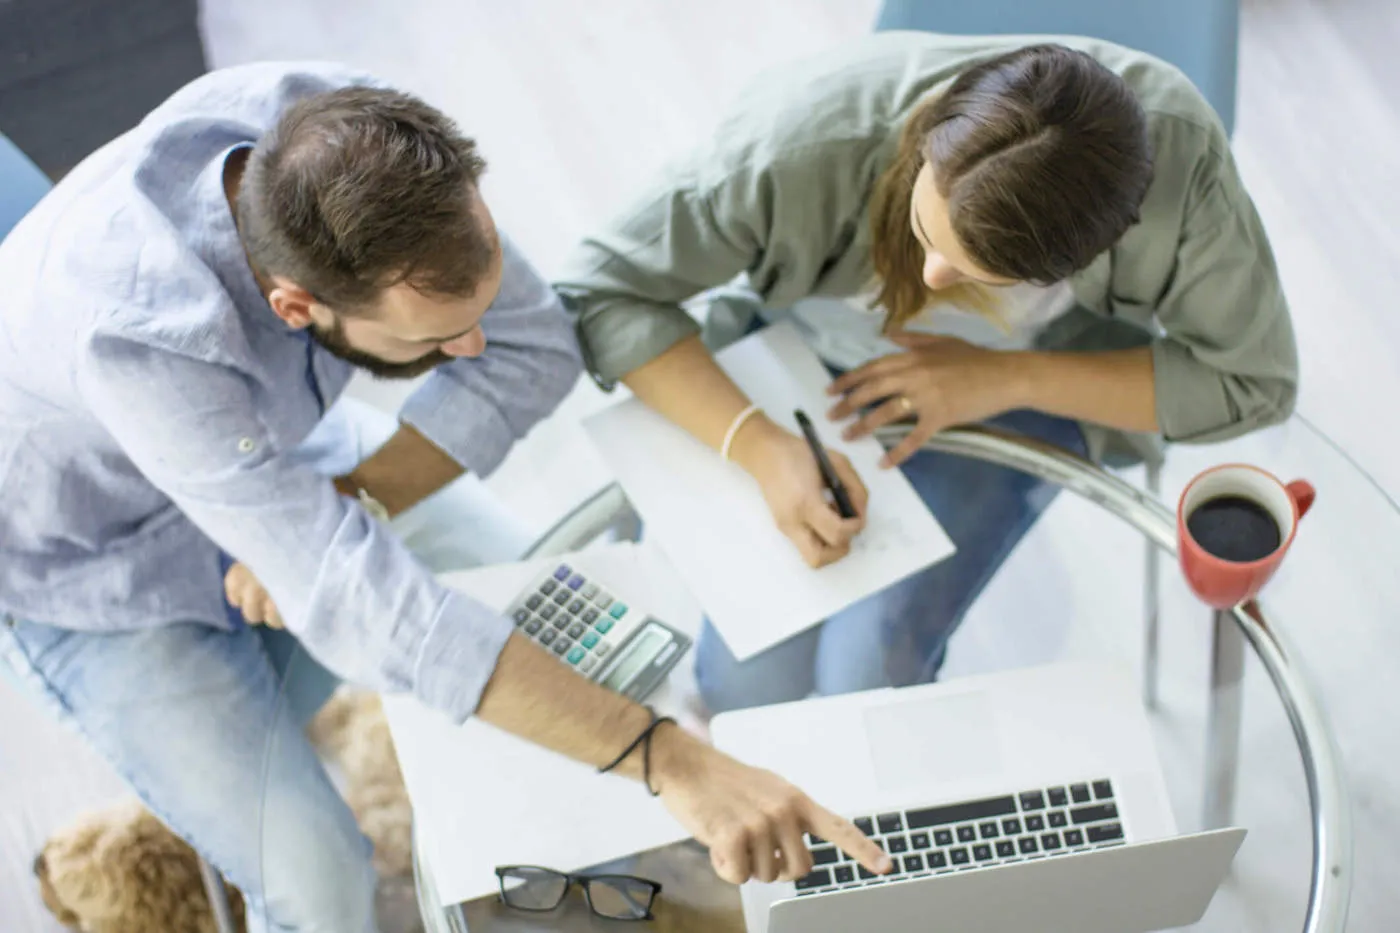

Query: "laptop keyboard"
(795, 779), (1124, 896)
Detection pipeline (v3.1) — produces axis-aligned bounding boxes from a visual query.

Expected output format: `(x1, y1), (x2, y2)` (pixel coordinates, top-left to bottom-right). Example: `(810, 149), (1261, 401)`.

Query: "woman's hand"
(224, 562), (284, 628)
(729, 414), (868, 568)
(827, 332), (1024, 468)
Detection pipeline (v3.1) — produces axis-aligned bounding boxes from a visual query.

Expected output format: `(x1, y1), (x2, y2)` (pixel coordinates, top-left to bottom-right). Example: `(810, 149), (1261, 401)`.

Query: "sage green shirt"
(555, 32), (1298, 452)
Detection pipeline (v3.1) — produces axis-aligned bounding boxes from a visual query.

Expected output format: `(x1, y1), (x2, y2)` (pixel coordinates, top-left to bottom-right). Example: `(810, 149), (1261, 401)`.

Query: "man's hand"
(651, 724), (891, 884)
(223, 562), (283, 628)
(728, 415), (868, 568)
(827, 333), (1023, 468)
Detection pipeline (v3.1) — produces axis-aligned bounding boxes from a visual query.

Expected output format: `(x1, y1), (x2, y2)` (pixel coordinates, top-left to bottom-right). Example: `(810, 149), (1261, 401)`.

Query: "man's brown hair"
(870, 44), (1154, 329)
(237, 86), (493, 313)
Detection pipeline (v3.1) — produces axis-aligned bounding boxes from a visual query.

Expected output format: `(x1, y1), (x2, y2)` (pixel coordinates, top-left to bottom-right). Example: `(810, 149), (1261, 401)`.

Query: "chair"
(874, 0), (1242, 709)
(874, 0), (1239, 134)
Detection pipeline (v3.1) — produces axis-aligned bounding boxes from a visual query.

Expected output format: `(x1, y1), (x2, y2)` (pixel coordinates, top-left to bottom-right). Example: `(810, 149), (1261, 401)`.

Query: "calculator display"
(601, 625), (669, 692)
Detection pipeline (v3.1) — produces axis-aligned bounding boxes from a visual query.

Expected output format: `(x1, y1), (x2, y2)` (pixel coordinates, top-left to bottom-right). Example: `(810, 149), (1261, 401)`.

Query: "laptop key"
(1071, 803), (1119, 825)
(950, 847), (970, 865)
(1002, 818), (1021, 835)
(877, 813), (904, 834)
(1018, 837), (1039, 854)
(857, 866), (876, 881)
(833, 865), (855, 885)
(1093, 779), (1114, 800)
(1047, 787), (1068, 807)
(928, 851), (948, 869)
(979, 821), (999, 839)
(934, 829), (954, 846)
(795, 869), (831, 891)
(956, 825), (977, 843)
(906, 795), (1017, 830)
(854, 818), (875, 837)
(887, 836), (909, 854)
(1064, 829), (1085, 847)
(1019, 791), (1046, 811)
(973, 844), (993, 862)
(903, 855), (924, 873)
(1041, 833), (1062, 850)
(1048, 810), (1068, 828)
(1070, 783), (1092, 803)
(1025, 814), (1045, 832)
(810, 846), (839, 866)
(996, 840), (1016, 858)
(1087, 822), (1125, 844)
(910, 832), (931, 850)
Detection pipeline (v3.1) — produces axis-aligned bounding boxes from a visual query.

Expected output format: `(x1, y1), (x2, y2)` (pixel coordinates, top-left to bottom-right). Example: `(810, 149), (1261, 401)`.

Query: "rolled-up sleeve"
(80, 333), (513, 722)
(400, 232), (582, 476)
(1150, 154), (1299, 443)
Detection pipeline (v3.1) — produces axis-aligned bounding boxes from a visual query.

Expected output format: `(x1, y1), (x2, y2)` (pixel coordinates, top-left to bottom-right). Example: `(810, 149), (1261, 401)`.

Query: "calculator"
(505, 561), (692, 702)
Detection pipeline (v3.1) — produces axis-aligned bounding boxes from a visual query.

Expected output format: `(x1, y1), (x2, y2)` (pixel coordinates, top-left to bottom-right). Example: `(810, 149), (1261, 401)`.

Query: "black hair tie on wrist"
(598, 707), (677, 797)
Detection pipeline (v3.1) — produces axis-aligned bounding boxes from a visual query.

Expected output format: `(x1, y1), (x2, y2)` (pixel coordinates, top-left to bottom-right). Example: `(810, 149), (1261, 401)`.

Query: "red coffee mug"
(1177, 464), (1316, 609)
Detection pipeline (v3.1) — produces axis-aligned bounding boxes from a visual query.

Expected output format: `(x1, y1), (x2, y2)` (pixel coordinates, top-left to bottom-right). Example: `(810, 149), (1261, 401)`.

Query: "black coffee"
(1187, 495), (1282, 563)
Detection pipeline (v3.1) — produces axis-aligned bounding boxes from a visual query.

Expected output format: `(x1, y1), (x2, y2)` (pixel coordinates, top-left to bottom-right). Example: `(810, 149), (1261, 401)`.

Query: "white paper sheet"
(582, 321), (955, 661)
(381, 544), (705, 907)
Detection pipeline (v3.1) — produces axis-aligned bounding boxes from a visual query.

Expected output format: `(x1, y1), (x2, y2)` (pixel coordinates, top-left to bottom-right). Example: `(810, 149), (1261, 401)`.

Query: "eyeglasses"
(494, 865), (662, 921)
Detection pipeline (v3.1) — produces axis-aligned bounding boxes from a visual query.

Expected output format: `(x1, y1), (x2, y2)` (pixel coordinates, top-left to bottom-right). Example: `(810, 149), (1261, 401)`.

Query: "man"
(0, 64), (887, 933)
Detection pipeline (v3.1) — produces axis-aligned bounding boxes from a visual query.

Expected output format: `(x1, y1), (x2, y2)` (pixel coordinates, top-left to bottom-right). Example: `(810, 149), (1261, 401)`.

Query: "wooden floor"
(4, 1), (1398, 931)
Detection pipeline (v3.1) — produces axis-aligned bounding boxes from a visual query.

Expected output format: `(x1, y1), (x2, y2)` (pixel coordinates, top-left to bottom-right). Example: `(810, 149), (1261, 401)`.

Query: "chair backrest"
(1, 131), (52, 242)
(875, 0), (1239, 135)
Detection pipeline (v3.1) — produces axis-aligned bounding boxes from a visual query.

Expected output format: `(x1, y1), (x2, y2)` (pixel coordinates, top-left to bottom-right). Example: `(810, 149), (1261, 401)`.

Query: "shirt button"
(237, 437), (257, 454)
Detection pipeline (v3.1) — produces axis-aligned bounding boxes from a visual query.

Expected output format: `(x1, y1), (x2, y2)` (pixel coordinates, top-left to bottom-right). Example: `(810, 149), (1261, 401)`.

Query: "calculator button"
(541, 579), (558, 595)
(582, 608), (599, 624)
(524, 619), (543, 635)
(552, 616), (569, 631)
(512, 608), (529, 625)
(595, 640), (612, 657)
(592, 591), (612, 608)
(525, 594), (543, 610)
(552, 639), (570, 656)
(540, 604), (557, 620)
(581, 632), (600, 649)
(538, 629), (556, 646)
(594, 618), (615, 635)
(569, 599), (586, 615)
(609, 603), (628, 619)
(567, 623), (586, 640)
(568, 574), (585, 591)
(580, 656), (597, 673)
(552, 590), (570, 606)
(567, 647), (586, 665)
(582, 583), (599, 599)
(553, 565), (571, 581)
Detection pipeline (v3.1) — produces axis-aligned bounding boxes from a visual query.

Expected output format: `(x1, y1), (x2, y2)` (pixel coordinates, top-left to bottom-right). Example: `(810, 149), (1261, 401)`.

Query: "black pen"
(794, 409), (857, 519)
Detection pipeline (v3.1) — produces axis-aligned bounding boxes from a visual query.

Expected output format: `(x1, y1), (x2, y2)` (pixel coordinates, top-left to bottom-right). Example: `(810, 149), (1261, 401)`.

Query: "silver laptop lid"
(769, 828), (1246, 933)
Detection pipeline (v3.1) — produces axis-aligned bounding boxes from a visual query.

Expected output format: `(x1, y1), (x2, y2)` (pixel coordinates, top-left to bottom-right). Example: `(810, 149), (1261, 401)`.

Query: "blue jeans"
(694, 408), (1088, 713)
(0, 398), (530, 933)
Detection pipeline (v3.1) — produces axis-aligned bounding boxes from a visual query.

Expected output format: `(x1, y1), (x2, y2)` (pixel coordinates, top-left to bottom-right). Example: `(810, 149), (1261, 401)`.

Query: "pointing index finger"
(804, 802), (892, 876)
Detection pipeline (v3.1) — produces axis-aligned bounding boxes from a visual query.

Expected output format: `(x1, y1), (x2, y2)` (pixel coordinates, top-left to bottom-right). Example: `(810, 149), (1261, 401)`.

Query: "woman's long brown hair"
(868, 44), (1153, 332)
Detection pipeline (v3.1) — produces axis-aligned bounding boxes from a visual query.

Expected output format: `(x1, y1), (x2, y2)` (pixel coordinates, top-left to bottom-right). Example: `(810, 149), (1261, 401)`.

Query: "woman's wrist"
(726, 411), (785, 478)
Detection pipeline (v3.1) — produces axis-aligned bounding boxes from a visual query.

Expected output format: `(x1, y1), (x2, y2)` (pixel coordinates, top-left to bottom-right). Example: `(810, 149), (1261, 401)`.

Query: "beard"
(309, 317), (451, 380)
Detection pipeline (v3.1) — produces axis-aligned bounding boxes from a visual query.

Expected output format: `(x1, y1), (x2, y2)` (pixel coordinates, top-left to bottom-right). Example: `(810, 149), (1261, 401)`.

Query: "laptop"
(711, 662), (1245, 933)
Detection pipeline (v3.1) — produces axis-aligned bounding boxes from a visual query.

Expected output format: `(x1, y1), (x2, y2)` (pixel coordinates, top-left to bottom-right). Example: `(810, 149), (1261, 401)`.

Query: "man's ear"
(267, 278), (318, 330)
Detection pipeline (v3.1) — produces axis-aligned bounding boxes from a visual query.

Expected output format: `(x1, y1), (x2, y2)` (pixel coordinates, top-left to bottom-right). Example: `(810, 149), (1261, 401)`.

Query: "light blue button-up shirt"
(0, 63), (581, 721)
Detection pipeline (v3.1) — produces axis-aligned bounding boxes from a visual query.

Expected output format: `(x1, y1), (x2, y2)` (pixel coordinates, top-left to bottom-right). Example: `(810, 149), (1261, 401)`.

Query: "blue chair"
(875, 0), (1239, 134)
(0, 131), (50, 240)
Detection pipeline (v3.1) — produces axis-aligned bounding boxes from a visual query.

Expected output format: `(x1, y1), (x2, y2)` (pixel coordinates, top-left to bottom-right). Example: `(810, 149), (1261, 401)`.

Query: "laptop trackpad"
(864, 692), (1003, 793)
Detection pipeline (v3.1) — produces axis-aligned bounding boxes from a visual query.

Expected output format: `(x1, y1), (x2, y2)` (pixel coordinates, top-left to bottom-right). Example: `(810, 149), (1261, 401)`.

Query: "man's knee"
(256, 803), (377, 933)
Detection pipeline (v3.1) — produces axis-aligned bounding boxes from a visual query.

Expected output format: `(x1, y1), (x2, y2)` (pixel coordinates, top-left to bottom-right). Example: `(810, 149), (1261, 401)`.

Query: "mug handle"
(1287, 480), (1317, 519)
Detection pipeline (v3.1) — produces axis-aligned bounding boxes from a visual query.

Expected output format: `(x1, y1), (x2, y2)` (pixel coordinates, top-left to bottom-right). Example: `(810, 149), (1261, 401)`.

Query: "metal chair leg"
(1143, 457), (1163, 710)
(1204, 607), (1246, 829)
(198, 855), (239, 933)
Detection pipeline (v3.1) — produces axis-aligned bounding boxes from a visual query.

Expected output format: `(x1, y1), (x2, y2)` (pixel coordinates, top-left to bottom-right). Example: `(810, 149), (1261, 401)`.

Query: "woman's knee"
(693, 622), (817, 714)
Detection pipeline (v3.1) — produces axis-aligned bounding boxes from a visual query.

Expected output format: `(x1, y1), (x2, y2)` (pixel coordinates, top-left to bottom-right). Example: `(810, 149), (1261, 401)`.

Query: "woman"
(556, 33), (1296, 714)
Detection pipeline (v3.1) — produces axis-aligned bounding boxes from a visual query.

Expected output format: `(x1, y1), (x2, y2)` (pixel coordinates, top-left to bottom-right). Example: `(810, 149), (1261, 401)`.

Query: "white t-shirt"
(786, 281), (1076, 371)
